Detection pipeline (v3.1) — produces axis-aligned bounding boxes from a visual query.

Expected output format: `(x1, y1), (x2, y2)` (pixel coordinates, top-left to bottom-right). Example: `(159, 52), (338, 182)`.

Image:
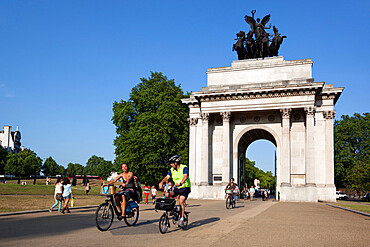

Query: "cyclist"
(159, 155), (191, 228)
(225, 178), (237, 204)
(105, 163), (135, 218)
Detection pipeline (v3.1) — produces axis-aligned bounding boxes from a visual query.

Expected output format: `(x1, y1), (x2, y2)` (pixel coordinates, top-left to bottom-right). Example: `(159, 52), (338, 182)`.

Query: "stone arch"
(232, 125), (281, 190)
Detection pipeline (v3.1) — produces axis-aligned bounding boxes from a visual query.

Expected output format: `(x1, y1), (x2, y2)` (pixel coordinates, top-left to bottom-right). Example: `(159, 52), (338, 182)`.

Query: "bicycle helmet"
(168, 155), (181, 164)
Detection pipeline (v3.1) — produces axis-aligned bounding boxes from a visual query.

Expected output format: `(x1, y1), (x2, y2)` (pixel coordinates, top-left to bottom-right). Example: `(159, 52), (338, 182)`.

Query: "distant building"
(0, 125), (22, 153)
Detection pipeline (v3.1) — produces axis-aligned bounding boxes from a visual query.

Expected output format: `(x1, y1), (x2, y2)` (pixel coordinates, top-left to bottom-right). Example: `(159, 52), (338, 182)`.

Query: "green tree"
(112, 72), (189, 185)
(42, 157), (64, 176)
(245, 157), (275, 190)
(4, 149), (42, 183)
(345, 161), (370, 195)
(334, 113), (370, 187)
(66, 163), (84, 177)
(0, 147), (8, 174)
(85, 155), (114, 179)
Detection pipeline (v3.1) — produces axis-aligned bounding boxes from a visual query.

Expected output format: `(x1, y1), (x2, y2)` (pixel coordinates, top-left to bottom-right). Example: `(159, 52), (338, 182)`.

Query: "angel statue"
(244, 10), (272, 58)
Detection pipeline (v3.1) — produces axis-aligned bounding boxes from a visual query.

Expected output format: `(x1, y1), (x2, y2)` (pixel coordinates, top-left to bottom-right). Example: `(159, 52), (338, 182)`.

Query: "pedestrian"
(61, 178), (74, 214)
(144, 185), (150, 204)
(234, 184), (239, 202)
(164, 181), (173, 198)
(151, 185), (157, 204)
(85, 182), (90, 195)
(49, 177), (63, 213)
(249, 185), (255, 201)
(134, 176), (142, 202)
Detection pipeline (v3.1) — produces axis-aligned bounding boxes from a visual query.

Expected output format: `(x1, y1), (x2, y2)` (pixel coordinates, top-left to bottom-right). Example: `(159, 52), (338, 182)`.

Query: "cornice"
(194, 85), (321, 103)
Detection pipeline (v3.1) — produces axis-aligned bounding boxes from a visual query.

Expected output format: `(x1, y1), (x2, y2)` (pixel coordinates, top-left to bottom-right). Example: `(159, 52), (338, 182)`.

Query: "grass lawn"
(334, 203), (370, 213)
(0, 183), (101, 195)
(0, 195), (104, 213)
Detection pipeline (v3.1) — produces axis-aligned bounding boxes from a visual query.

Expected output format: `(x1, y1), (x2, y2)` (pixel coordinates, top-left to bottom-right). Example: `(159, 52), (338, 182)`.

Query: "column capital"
(187, 118), (199, 126)
(323, 110), (336, 119)
(280, 108), (292, 119)
(200, 113), (209, 121)
(220, 112), (231, 121)
(304, 107), (316, 117)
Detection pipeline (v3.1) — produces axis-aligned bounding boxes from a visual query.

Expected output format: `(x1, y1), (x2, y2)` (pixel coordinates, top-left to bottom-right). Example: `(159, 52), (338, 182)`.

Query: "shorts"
(63, 194), (71, 199)
(173, 187), (191, 200)
(115, 188), (134, 201)
(152, 195), (156, 199)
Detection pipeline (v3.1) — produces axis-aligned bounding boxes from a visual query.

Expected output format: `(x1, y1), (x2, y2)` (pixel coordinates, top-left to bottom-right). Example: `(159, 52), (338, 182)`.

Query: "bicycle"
(95, 185), (139, 231)
(225, 189), (236, 209)
(155, 197), (189, 234)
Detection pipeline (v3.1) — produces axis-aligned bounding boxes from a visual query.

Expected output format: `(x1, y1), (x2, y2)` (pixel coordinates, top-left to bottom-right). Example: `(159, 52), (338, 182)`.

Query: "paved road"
(0, 198), (368, 247)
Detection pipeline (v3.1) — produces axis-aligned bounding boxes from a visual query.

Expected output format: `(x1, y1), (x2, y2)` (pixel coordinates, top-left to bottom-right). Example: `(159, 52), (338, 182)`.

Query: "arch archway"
(233, 125), (280, 198)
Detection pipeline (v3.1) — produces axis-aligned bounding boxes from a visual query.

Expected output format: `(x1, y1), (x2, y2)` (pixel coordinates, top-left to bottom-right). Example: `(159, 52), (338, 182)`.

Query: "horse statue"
(269, 26), (287, 57)
(232, 31), (247, 60)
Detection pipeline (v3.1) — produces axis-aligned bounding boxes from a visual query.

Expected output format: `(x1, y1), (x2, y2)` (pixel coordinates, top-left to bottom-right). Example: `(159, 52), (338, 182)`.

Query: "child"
(151, 185), (157, 204)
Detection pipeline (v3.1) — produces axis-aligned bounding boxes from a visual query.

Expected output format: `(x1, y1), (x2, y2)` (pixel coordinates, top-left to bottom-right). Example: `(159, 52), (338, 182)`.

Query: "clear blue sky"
(1, 1), (369, 172)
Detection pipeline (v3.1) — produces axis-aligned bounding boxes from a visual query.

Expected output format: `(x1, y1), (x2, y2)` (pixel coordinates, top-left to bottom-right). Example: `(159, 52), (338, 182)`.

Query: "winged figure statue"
(232, 10), (286, 60)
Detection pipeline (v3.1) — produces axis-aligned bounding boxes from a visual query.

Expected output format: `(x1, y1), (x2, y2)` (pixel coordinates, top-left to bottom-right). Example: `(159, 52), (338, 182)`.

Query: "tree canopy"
(245, 157), (275, 190)
(0, 147), (8, 174)
(85, 155), (114, 180)
(4, 149), (42, 183)
(66, 163), (84, 177)
(112, 72), (189, 185)
(334, 113), (370, 189)
(42, 157), (65, 176)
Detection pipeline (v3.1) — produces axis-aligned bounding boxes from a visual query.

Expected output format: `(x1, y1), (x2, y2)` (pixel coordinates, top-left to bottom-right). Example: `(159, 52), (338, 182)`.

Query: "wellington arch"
(182, 57), (343, 202)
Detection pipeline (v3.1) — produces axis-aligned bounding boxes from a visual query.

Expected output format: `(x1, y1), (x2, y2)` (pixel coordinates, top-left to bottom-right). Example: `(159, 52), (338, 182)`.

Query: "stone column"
(188, 117), (198, 185)
(323, 110), (336, 185)
(280, 108), (292, 186)
(305, 107), (316, 185)
(220, 112), (231, 184)
(200, 113), (210, 185)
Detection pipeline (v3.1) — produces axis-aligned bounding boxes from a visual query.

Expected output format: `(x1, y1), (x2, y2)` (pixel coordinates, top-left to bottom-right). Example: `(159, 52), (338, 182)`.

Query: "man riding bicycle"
(225, 178), (237, 203)
(159, 155), (191, 228)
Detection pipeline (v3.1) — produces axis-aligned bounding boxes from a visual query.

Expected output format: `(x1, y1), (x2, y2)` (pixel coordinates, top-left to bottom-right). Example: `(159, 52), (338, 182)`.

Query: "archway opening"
(237, 128), (277, 199)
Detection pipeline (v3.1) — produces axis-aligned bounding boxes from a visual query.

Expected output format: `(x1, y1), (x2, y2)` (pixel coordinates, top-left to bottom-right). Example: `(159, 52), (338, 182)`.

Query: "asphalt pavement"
(0, 198), (368, 247)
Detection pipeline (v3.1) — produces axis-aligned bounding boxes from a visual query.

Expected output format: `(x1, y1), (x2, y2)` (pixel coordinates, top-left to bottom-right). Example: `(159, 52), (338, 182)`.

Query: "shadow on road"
(188, 217), (220, 229)
(0, 213), (96, 240)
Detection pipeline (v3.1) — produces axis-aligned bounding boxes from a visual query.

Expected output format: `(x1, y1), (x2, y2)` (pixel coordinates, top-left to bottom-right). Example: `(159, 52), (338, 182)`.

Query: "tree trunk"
(17, 176), (21, 184)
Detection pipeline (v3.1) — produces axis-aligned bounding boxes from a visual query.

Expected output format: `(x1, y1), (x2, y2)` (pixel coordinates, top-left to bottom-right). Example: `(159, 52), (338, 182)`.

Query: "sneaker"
(178, 218), (184, 227)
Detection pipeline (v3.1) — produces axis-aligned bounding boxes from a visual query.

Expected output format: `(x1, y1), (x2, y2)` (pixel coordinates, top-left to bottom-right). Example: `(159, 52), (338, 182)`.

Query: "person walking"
(85, 182), (90, 195)
(249, 185), (255, 201)
(151, 185), (157, 204)
(61, 178), (74, 214)
(49, 177), (63, 213)
(234, 184), (239, 202)
(144, 185), (150, 204)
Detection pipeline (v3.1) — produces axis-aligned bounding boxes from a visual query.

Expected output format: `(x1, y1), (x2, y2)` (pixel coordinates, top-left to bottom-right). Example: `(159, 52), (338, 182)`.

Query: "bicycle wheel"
(95, 202), (114, 231)
(226, 196), (231, 209)
(159, 213), (169, 234)
(182, 213), (189, 229)
(124, 207), (139, 226)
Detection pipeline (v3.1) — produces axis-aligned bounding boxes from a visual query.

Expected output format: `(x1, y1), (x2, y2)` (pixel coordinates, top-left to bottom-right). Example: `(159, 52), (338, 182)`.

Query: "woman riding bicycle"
(105, 163), (135, 218)
(225, 178), (237, 203)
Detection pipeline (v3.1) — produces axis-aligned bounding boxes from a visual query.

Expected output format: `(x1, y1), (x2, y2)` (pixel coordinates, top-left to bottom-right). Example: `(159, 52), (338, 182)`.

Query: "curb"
(327, 204), (370, 217)
(0, 205), (99, 217)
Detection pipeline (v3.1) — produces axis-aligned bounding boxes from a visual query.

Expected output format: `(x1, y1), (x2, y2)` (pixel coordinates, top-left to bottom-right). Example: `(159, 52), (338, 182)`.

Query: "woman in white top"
(49, 177), (63, 213)
(61, 178), (74, 214)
